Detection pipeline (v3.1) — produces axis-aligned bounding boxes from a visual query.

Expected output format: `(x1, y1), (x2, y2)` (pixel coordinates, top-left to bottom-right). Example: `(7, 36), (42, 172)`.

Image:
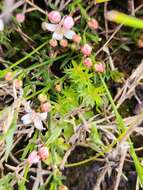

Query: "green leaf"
(5, 111), (18, 160)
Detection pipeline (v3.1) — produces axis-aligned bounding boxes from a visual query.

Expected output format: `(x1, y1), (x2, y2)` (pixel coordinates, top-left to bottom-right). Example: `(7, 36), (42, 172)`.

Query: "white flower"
(0, 19), (4, 31)
(21, 101), (47, 130)
(41, 16), (75, 41)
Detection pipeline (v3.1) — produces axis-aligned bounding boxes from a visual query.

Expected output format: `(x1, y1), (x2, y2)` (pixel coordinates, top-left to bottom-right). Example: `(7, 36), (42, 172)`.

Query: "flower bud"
(49, 39), (58, 47)
(94, 63), (105, 73)
(16, 13), (25, 23)
(27, 151), (40, 165)
(5, 72), (13, 81)
(137, 34), (143, 48)
(60, 39), (68, 48)
(88, 18), (98, 30)
(55, 84), (62, 92)
(81, 44), (92, 56)
(58, 185), (69, 190)
(83, 58), (93, 68)
(38, 147), (49, 160)
(38, 93), (47, 103)
(14, 79), (23, 89)
(72, 34), (81, 43)
(48, 11), (61, 24)
(40, 102), (51, 112)
(63, 16), (74, 30)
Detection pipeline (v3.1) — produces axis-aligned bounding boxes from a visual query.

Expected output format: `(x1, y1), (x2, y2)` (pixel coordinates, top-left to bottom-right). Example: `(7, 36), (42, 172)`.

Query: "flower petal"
(47, 23), (58, 32)
(42, 22), (58, 32)
(34, 117), (43, 130)
(0, 19), (4, 31)
(21, 114), (32, 125)
(38, 112), (47, 121)
(64, 30), (75, 40)
(52, 32), (63, 40)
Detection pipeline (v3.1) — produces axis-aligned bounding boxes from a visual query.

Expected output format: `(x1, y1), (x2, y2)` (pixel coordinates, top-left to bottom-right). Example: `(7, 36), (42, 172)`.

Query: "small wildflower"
(38, 93), (47, 103)
(55, 84), (62, 92)
(63, 16), (74, 30)
(0, 19), (4, 31)
(40, 102), (51, 113)
(21, 102), (47, 130)
(58, 185), (69, 190)
(94, 63), (105, 73)
(38, 147), (49, 160)
(14, 79), (23, 89)
(83, 58), (93, 68)
(81, 44), (92, 56)
(16, 13), (25, 23)
(5, 72), (13, 81)
(88, 18), (98, 30)
(72, 34), (81, 43)
(42, 13), (75, 41)
(60, 39), (68, 48)
(49, 38), (58, 47)
(48, 11), (61, 24)
(27, 151), (40, 165)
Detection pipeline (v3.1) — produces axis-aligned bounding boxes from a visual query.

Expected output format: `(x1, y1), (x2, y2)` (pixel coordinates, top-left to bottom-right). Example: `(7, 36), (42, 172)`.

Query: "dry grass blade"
(112, 60), (143, 108)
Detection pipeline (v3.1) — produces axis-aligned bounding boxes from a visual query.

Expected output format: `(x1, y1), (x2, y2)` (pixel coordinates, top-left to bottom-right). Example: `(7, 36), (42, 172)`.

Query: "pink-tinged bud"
(60, 39), (68, 48)
(38, 93), (47, 103)
(5, 72), (13, 81)
(81, 44), (92, 56)
(38, 147), (49, 160)
(58, 185), (69, 190)
(48, 11), (61, 24)
(94, 63), (105, 73)
(14, 79), (23, 89)
(49, 39), (58, 47)
(72, 34), (81, 43)
(55, 84), (62, 92)
(40, 102), (51, 112)
(16, 13), (25, 23)
(63, 16), (74, 30)
(27, 151), (40, 165)
(88, 18), (98, 30)
(83, 58), (93, 68)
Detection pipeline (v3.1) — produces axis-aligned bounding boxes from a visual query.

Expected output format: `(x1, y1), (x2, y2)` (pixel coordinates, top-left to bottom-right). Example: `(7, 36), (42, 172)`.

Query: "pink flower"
(38, 147), (49, 160)
(83, 58), (93, 68)
(63, 16), (74, 30)
(72, 34), (81, 43)
(27, 151), (40, 165)
(48, 11), (61, 24)
(60, 39), (68, 47)
(94, 63), (105, 73)
(81, 44), (92, 56)
(49, 39), (58, 47)
(88, 19), (98, 30)
(16, 13), (25, 23)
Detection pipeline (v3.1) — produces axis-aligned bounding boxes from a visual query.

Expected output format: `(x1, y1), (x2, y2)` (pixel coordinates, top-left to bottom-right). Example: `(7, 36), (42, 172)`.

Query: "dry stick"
(114, 146), (128, 190)
(96, 3), (143, 57)
(26, 0), (48, 16)
(114, 60), (143, 109)
(59, 0), (72, 11)
(104, 2), (109, 39)
(93, 164), (111, 190)
(0, 0), (25, 19)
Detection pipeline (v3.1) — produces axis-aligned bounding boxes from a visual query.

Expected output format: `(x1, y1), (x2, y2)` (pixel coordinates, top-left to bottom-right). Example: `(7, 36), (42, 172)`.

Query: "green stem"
(106, 10), (143, 28)
(0, 41), (48, 78)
